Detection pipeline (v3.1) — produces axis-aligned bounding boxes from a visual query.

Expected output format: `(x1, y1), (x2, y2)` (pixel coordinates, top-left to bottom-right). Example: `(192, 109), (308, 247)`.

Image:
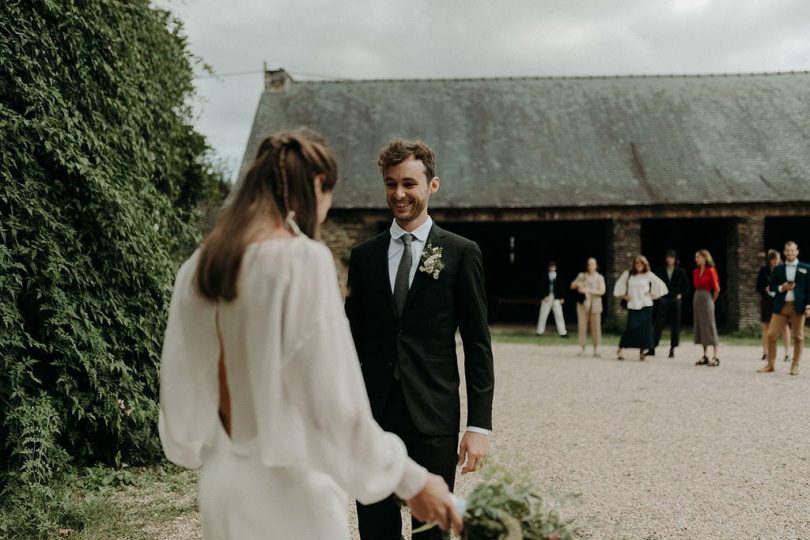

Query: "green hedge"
(0, 0), (227, 506)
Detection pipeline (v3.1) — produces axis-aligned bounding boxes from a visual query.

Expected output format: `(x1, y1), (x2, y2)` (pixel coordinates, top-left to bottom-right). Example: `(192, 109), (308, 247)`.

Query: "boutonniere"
(799, 268), (807, 274)
(419, 243), (445, 279)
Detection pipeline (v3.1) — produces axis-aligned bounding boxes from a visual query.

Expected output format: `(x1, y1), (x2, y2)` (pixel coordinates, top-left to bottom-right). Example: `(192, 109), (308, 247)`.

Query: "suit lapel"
(402, 224), (446, 315)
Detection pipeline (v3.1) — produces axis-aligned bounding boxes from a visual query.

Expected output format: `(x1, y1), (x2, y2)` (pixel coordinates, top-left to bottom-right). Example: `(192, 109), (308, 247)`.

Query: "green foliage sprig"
(461, 466), (576, 540)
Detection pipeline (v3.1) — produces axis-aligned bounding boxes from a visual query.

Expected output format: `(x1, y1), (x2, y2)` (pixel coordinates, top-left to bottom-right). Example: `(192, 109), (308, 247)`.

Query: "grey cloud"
(159, 0), (810, 177)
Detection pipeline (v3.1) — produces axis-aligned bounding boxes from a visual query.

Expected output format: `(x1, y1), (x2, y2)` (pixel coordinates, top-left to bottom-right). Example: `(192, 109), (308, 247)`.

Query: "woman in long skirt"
(613, 255), (668, 361)
(693, 249), (721, 366)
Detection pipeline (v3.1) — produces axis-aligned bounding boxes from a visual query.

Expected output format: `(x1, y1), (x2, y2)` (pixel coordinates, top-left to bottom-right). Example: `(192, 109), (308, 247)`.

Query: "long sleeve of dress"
(648, 272), (669, 300)
(159, 250), (219, 469)
(613, 271), (630, 297)
(279, 242), (426, 504)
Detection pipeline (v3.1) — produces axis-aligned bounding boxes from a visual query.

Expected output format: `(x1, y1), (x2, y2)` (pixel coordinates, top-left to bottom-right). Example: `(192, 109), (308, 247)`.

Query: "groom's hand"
(458, 431), (489, 474)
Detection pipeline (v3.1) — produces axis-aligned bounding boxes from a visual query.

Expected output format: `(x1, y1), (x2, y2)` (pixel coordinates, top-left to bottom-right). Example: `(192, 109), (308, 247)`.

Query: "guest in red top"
(693, 249), (720, 366)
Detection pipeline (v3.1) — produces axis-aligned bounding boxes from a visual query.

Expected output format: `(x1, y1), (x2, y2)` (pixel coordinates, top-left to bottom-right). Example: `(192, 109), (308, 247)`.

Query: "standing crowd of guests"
(535, 241), (807, 375)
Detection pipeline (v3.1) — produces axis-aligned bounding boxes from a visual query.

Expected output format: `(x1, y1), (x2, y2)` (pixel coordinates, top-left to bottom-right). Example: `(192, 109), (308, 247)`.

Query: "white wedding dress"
(159, 235), (426, 539)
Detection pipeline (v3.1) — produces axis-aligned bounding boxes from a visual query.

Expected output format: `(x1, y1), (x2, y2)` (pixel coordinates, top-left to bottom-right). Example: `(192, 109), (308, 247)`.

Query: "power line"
(194, 69), (263, 80)
(194, 69), (352, 81)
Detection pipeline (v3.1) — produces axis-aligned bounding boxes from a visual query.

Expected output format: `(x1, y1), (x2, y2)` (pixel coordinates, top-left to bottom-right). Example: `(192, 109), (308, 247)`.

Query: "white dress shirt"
(547, 271), (557, 299)
(388, 217), (433, 292)
(781, 260), (798, 302)
(388, 217), (490, 436)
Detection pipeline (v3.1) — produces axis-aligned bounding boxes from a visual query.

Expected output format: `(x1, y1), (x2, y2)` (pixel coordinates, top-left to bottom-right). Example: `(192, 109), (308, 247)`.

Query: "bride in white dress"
(159, 128), (461, 539)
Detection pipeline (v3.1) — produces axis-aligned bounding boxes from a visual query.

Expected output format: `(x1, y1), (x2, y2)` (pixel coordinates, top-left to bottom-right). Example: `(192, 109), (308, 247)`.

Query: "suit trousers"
(356, 380), (458, 540)
(575, 302), (601, 347)
(766, 302), (805, 369)
(653, 298), (682, 349)
(537, 296), (567, 336)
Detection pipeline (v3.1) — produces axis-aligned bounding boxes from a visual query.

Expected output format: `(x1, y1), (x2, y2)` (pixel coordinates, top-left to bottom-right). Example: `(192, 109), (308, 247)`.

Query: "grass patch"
(0, 464), (199, 539)
(490, 328), (765, 348)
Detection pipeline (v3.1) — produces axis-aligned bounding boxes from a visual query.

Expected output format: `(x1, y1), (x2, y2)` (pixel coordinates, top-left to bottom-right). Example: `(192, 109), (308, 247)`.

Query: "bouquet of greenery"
(415, 466), (576, 539)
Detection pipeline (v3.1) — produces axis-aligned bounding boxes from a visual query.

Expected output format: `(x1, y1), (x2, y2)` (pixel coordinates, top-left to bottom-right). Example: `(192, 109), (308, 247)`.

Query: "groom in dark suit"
(345, 139), (495, 539)
(758, 240), (810, 376)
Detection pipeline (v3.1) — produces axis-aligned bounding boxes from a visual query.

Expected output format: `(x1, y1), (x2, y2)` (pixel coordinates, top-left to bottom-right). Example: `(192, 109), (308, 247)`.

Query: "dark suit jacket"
(540, 273), (565, 299)
(769, 261), (810, 314)
(756, 265), (772, 299)
(344, 223), (495, 436)
(654, 266), (690, 299)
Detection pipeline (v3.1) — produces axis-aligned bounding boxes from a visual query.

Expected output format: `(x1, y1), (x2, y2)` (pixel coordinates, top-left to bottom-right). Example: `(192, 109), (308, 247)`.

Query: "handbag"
(575, 275), (587, 304)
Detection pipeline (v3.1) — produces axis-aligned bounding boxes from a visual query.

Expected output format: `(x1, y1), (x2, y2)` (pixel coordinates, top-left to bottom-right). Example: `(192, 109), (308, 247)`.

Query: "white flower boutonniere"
(419, 243), (445, 279)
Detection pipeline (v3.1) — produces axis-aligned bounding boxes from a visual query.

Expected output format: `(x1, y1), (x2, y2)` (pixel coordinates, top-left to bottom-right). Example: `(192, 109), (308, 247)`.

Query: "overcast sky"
(158, 0), (810, 180)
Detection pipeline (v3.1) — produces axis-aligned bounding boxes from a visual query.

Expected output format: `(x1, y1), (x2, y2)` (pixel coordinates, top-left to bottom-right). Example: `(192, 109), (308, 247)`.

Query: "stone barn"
(240, 69), (810, 331)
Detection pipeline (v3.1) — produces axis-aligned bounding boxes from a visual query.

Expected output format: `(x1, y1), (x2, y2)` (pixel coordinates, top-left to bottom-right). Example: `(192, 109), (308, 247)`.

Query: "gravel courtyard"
(139, 340), (809, 539)
(438, 340), (810, 539)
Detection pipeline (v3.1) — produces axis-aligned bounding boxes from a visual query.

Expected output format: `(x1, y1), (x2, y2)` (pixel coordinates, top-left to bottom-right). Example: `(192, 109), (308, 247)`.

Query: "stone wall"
(727, 215), (765, 332)
(606, 218), (642, 328)
(320, 215), (382, 292)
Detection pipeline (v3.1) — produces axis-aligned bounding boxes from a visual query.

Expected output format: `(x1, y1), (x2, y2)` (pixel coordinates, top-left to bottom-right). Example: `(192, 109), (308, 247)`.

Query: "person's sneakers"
(696, 356), (709, 366)
(668, 347), (675, 358)
(560, 334), (569, 338)
(708, 357), (720, 367)
(646, 349), (656, 357)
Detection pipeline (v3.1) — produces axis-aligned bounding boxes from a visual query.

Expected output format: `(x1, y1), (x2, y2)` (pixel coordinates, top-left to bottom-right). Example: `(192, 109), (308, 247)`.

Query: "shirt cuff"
(394, 459), (427, 501)
(466, 426), (491, 436)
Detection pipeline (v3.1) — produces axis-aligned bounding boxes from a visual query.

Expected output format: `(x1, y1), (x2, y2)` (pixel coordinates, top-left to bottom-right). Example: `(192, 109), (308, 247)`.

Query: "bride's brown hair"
(195, 127), (338, 302)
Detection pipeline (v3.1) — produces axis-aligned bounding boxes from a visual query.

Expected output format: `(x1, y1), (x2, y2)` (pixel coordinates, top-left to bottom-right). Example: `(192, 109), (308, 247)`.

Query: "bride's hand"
(407, 474), (463, 533)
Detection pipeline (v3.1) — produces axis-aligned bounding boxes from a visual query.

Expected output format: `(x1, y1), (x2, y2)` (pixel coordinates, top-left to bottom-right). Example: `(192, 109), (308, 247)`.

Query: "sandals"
(708, 357), (720, 367)
(695, 356), (709, 366)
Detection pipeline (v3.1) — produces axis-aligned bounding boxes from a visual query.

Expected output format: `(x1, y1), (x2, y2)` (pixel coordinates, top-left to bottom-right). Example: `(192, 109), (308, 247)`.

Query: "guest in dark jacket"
(651, 249), (690, 358)
(756, 249), (791, 362)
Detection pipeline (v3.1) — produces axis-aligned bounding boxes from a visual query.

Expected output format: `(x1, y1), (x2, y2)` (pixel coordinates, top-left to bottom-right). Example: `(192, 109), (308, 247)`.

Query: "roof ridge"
(286, 70), (810, 85)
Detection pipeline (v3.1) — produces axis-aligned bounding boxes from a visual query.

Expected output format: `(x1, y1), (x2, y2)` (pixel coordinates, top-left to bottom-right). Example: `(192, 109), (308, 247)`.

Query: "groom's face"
(384, 156), (440, 226)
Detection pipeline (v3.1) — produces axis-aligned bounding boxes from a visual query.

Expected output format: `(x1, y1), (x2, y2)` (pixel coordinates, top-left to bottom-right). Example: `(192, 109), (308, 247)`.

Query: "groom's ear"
(429, 176), (440, 194)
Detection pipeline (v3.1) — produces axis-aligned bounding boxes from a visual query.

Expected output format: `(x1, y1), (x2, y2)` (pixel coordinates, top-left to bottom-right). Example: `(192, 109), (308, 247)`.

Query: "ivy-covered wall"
(0, 0), (227, 497)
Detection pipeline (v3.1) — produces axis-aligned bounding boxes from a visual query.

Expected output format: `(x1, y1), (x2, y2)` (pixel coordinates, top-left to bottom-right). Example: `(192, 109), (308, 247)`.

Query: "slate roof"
(240, 71), (810, 209)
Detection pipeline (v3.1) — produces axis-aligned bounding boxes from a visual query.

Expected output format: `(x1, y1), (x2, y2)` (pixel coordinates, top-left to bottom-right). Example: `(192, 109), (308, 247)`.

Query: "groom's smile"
(384, 156), (440, 231)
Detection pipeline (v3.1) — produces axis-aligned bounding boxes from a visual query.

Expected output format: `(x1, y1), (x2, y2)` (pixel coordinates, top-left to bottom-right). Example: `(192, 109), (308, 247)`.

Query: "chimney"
(264, 66), (293, 92)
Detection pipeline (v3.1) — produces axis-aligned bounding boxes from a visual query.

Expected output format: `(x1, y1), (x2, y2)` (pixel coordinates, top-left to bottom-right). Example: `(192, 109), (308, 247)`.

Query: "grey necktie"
(393, 234), (414, 315)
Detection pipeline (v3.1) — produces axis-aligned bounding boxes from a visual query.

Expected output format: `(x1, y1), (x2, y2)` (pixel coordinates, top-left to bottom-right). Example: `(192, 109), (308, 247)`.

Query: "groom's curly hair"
(377, 138), (437, 181)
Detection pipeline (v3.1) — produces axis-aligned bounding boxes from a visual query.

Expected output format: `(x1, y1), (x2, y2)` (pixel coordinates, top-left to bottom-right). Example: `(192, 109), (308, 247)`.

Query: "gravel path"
(440, 341), (809, 539)
(148, 341), (809, 539)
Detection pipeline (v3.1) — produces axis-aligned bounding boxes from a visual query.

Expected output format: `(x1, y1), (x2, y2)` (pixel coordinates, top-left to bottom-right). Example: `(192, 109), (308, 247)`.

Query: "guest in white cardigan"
(613, 255), (668, 361)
